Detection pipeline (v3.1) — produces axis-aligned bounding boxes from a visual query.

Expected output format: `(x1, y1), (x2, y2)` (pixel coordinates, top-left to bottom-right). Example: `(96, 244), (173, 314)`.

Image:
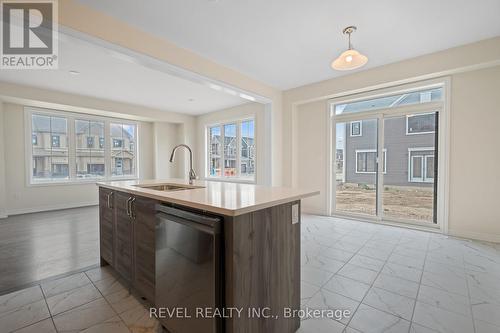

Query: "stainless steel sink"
(133, 184), (202, 192)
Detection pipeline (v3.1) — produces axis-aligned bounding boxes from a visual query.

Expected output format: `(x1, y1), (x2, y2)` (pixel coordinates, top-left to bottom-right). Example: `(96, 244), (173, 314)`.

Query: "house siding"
(344, 117), (436, 187)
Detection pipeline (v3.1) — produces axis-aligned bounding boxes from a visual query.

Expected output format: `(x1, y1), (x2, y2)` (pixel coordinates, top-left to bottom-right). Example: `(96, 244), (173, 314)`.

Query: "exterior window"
(86, 136), (94, 148)
(406, 113), (436, 135)
(31, 114), (68, 182)
(76, 120), (105, 178)
(350, 121), (362, 137)
(208, 126), (221, 177)
(207, 119), (255, 181)
(409, 149), (435, 183)
(113, 139), (123, 148)
(355, 149), (386, 173)
(51, 135), (60, 147)
(240, 120), (255, 178)
(27, 108), (138, 184)
(224, 123), (237, 177)
(111, 123), (136, 177)
(335, 87), (442, 115)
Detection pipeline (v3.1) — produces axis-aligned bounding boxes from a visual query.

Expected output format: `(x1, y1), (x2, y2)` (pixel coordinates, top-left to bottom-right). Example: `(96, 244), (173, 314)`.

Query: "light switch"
(292, 204), (299, 224)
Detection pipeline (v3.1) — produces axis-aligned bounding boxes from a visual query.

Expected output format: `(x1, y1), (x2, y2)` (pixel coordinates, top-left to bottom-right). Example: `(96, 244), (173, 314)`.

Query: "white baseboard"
(5, 201), (98, 217)
(448, 229), (500, 244)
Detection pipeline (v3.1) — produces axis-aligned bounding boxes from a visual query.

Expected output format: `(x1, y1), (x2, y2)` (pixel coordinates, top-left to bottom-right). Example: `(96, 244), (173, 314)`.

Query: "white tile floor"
(299, 215), (500, 333)
(0, 214), (499, 333)
(0, 267), (159, 333)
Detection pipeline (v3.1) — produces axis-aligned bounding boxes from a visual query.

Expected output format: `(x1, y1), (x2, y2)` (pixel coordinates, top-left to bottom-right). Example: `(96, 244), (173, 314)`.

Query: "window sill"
(28, 177), (138, 187)
(204, 177), (256, 184)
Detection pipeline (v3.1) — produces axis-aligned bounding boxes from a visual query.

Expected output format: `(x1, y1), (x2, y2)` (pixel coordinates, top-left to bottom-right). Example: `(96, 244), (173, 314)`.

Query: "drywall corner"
(0, 102), (7, 218)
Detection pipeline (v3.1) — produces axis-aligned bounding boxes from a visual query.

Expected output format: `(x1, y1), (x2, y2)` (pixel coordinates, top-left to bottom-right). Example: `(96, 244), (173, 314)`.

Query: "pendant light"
(331, 26), (368, 71)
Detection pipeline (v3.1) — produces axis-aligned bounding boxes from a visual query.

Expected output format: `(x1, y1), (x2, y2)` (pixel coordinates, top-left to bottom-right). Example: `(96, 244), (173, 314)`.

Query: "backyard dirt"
(336, 183), (434, 222)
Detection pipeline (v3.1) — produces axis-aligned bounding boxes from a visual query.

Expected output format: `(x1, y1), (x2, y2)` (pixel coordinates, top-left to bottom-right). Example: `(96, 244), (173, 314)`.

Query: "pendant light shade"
(331, 26), (368, 71)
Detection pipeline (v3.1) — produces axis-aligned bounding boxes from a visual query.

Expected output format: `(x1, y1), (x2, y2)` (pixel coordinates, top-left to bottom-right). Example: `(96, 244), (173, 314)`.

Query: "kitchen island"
(97, 179), (318, 333)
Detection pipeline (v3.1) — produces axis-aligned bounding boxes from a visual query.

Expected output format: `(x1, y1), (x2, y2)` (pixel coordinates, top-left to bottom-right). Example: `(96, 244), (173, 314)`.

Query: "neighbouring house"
(31, 114), (135, 180)
(337, 89), (440, 187)
(209, 134), (255, 177)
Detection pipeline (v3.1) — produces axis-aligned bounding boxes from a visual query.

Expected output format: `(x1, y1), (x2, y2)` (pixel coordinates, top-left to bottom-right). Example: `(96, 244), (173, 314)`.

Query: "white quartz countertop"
(97, 179), (319, 216)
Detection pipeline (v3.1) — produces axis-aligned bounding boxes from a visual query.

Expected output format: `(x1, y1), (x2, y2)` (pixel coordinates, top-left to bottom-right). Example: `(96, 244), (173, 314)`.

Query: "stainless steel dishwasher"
(155, 205), (222, 333)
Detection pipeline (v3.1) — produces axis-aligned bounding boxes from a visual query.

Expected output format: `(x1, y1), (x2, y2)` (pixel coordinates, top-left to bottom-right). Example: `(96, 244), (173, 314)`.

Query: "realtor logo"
(1, 0), (58, 69)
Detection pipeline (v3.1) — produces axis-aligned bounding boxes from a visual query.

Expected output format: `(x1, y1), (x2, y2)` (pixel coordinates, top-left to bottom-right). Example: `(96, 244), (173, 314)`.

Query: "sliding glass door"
(331, 87), (442, 226)
(381, 113), (438, 223)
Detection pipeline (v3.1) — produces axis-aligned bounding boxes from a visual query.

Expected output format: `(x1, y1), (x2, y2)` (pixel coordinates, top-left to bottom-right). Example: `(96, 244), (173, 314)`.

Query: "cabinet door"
(132, 196), (157, 302)
(114, 191), (134, 281)
(99, 188), (114, 265)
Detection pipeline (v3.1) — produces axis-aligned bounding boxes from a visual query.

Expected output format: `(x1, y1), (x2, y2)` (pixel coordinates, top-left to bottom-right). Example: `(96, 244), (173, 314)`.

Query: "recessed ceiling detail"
(0, 34), (247, 115)
(77, 0), (500, 89)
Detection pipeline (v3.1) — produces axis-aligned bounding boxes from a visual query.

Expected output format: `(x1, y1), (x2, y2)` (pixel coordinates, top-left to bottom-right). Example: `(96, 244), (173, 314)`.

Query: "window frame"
(25, 107), (139, 186)
(350, 121), (362, 137)
(355, 149), (387, 174)
(51, 135), (60, 148)
(206, 117), (256, 183)
(407, 147), (435, 183)
(405, 112), (436, 135)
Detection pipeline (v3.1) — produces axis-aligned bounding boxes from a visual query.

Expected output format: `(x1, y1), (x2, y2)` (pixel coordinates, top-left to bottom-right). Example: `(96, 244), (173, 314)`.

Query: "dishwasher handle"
(156, 211), (221, 235)
(156, 205), (221, 228)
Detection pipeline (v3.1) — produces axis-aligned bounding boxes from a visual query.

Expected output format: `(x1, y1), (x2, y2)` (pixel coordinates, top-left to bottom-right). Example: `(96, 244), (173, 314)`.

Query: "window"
(113, 139), (123, 148)
(224, 123), (237, 177)
(335, 87), (442, 115)
(208, 126), (221, 177)
(350, 121), (362, 136)
(355, 149), (386, 173)
(240, 120), (255, 178)
(51, 135), (60, 147)
(76, 119), (105, 178)
(31, 114), (69, 182)
(111, 123), (136, 177)
(406, 113), (436, 135)
(27, 108), (138, 184)
(86, 136), (94, 148)
(207, 119), (255, 181)
(409, 148), (435, 183)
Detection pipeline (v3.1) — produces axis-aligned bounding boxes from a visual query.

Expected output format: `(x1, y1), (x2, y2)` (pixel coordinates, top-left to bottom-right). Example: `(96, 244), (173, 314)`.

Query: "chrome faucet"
(169, 144), (197, 184)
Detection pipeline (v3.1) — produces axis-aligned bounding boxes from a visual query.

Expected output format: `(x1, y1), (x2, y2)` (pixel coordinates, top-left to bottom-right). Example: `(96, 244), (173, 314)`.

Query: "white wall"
(153, 122), (181, 179)
(194, 102), (271, 185)
(295, 100), (328, 214)
(0, 103), (7, 217)
(447, 66), (500, 241)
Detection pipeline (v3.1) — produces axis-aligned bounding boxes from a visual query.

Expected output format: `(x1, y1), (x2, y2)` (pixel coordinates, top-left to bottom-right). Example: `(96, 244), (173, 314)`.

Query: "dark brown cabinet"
(114, 191), (135, 282)
(98, 188), (157, 302)
(132, 196), (156, 301)
(98, 187), (114, 265)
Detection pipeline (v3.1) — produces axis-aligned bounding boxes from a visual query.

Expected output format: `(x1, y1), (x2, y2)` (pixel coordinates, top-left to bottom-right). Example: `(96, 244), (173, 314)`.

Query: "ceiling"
(0, 34), (247, 115)
(77, 0), (500, 90)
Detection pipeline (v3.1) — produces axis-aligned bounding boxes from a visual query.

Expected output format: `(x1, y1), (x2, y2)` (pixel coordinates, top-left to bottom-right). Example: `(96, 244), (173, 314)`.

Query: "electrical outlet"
(292, 204), (299, 224)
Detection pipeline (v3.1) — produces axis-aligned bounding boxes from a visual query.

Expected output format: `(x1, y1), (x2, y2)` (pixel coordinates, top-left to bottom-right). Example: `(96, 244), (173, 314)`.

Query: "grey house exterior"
(340, 113), (437, 187)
